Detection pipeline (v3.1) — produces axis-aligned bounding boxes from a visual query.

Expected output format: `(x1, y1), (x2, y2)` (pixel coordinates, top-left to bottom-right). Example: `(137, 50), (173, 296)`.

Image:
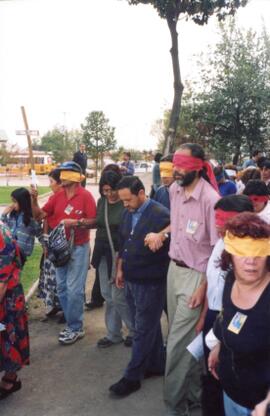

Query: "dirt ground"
(0, 172), (202, 416)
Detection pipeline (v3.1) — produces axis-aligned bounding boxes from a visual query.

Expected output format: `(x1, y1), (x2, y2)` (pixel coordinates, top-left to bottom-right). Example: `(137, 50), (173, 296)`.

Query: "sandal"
(0, 377), (21, 400)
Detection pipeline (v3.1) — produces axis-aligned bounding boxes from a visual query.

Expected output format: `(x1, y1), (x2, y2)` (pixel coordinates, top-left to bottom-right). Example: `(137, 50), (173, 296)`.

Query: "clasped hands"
(144, 232), (165, 252)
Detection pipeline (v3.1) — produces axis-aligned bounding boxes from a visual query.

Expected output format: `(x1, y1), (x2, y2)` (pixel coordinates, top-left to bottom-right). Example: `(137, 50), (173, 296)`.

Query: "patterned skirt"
(38, 257), (60, 309)
(0, 283), (30, 372)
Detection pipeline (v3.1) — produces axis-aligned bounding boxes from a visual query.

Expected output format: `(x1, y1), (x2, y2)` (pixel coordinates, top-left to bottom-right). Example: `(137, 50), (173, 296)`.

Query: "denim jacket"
(1, 212), (41, 256)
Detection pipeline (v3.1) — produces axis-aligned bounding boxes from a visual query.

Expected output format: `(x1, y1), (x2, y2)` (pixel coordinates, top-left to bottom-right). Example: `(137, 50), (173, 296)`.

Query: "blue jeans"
(99, 257), (133, 342)
(223, 392), (252, 416)
(124, 280), (166, 381)
(56, 243), (89, 332)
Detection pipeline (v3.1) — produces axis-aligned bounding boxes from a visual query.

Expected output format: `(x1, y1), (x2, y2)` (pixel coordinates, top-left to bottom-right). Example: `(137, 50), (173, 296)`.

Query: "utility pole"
(20, 106), (35, 171)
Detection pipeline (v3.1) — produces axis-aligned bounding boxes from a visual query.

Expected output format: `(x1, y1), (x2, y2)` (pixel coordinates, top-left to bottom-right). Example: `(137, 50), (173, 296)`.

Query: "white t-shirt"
(258, 201), (270, 224)
(206, 238), (227, 311)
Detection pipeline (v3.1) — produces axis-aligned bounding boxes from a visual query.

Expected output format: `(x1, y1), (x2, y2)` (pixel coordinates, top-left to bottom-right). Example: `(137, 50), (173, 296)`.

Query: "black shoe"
(109, 377), (141, 397)
(45, 306), (61, 317)
(85, 301), (104, 311)
(144, 370), (164, 379)
(123, 336), (133, 347)
(97, 337), (122, 348)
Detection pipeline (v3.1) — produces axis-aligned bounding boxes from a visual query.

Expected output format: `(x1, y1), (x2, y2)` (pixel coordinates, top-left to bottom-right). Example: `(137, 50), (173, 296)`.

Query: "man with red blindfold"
(145, 143), (219, 415)
(202, 194), (254, 416)
(243, 180), (270, 224)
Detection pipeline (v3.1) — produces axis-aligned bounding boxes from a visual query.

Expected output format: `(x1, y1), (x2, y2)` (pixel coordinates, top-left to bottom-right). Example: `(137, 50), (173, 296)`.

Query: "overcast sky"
(0, 0), (269, 150)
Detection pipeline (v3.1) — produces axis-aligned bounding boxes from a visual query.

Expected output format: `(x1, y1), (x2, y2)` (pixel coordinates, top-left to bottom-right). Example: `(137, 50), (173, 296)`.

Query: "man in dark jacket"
(73, 144), (87, 187)
(109, 176), (170, 397)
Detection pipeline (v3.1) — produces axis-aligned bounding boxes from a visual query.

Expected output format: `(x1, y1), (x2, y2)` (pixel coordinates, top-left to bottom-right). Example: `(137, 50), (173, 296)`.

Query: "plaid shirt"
(1, 212), (41, 257)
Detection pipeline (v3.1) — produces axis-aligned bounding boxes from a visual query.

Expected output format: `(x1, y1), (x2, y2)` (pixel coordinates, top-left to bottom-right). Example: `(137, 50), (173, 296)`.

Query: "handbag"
(47, 223), (74, 268)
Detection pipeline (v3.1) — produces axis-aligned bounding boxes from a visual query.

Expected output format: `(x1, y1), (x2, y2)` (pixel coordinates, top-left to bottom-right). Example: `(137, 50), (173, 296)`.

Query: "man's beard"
(174, 170), (197, 187)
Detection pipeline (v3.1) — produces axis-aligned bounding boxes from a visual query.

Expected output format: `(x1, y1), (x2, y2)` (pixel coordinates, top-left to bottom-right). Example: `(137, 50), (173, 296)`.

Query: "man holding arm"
(109, 176), (170, 397)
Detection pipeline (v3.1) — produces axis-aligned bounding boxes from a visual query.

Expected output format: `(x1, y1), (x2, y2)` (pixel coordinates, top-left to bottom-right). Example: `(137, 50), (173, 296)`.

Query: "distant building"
(0, 130), (8, 148)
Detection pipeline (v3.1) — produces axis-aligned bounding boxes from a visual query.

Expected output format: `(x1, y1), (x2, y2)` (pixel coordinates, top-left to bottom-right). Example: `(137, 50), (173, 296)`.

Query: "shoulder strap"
(104, 199), (117, 281)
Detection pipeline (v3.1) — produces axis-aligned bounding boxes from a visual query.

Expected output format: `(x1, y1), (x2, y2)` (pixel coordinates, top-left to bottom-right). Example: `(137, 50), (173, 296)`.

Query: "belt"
(172, 259), (190, 269)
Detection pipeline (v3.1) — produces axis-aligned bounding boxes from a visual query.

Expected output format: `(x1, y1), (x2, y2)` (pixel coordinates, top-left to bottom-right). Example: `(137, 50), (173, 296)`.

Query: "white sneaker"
(59, 327), (70, 337)
(59, 329), (85, 345)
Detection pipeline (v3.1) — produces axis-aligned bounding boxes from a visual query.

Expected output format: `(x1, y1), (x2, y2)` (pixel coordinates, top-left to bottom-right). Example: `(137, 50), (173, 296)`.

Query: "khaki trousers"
(164, 260), (203, 416)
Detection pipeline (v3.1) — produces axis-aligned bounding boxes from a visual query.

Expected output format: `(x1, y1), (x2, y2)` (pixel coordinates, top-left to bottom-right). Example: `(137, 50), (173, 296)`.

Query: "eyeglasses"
(102, 188), (116, 195)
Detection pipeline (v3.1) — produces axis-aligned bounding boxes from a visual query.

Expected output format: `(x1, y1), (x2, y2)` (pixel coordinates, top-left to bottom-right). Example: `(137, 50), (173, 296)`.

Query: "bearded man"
(145, 143), (219, 415)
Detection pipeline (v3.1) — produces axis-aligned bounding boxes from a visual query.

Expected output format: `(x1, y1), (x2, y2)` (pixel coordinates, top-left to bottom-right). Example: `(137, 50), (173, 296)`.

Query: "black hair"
(214, 194), (254, 212)
(161, 154), (173, 162)
(48, 169), (61, 184)
(257, 156), (267, 169)
(179, 143), (211, 184)
(243, 179), (269, 196)
(252, 149), (261, 158)
(116, 176), (145, 195)
(102, 164), (122, 175)
(240, 168), (261, 185)
(154, 153), (163, 163)
(99, 170), (122, 195)
(213, 165), (224, 177)
(11, 187), (33, 226)
(262, 159), (270, 170)
(123, 152), (131, 159)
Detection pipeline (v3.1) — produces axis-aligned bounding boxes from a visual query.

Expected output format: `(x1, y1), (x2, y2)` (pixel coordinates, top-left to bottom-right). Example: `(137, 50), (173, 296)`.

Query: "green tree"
(127, 0), (247, 154)
(110, 146), (125, 162)
(153, 86), (202, 152)
(0, 145), (16, 165)
(81, 111), (116, 182)
(191, 22), (270, 164)
(33, 128), (77, 162)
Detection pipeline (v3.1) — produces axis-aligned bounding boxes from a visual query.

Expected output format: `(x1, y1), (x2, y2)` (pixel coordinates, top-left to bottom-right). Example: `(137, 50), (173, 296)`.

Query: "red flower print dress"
(0, 222), (29, 372)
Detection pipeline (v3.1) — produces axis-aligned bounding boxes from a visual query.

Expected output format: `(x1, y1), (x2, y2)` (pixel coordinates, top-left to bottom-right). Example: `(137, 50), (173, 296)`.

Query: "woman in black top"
(91, 171), (134, 348)
(208, 212), (270, 415)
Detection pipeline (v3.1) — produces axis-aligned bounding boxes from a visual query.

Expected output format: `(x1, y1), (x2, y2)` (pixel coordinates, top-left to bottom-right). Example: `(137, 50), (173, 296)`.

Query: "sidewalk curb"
(26, 279), (39, 303)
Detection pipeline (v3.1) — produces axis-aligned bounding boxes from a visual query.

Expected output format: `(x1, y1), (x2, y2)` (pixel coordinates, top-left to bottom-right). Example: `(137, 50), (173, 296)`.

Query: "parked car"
(134, 162), (153, 173)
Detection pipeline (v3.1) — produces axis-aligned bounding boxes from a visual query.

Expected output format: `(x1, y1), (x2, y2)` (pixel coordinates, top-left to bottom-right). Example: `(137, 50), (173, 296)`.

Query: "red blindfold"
(215, 209), (239, 228)
(248, 195), (269, 203)
(173, 153), (219, 192)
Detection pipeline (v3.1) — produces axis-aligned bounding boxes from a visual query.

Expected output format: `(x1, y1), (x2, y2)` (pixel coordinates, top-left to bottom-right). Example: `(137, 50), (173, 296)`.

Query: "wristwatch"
(161, 232), (170, 239)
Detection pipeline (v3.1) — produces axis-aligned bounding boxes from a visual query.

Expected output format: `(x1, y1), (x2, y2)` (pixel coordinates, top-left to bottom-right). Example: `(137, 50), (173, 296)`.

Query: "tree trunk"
(95, 156), (98, 184)
(163, 17), (184, 155)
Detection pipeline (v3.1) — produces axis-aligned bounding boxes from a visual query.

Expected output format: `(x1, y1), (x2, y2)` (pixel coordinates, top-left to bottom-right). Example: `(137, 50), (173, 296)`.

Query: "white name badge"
(64, 204), (74, 215)
(227, 312), (247, 335)
(186, 219), (199, 235)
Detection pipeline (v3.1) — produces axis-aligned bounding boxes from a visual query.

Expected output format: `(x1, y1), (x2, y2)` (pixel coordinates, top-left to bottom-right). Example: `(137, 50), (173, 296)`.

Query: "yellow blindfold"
(160, 162), (173, 178)
(224, 231), (270, 257)
(60, 171), (85, 183)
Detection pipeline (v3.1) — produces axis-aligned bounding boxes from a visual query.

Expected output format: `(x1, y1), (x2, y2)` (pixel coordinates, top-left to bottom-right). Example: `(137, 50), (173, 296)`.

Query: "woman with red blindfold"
(243, 180), (270, 224)
(202, 195), (253, 416)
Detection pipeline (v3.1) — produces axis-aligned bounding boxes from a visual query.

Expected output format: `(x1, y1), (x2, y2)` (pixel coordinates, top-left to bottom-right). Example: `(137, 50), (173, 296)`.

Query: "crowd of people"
(0, 143), (269, 416)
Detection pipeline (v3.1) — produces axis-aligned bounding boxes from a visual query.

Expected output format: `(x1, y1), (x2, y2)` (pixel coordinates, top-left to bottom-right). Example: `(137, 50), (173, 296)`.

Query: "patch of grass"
(0, 186), (51, 204)
(21, 244), (43, 294)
